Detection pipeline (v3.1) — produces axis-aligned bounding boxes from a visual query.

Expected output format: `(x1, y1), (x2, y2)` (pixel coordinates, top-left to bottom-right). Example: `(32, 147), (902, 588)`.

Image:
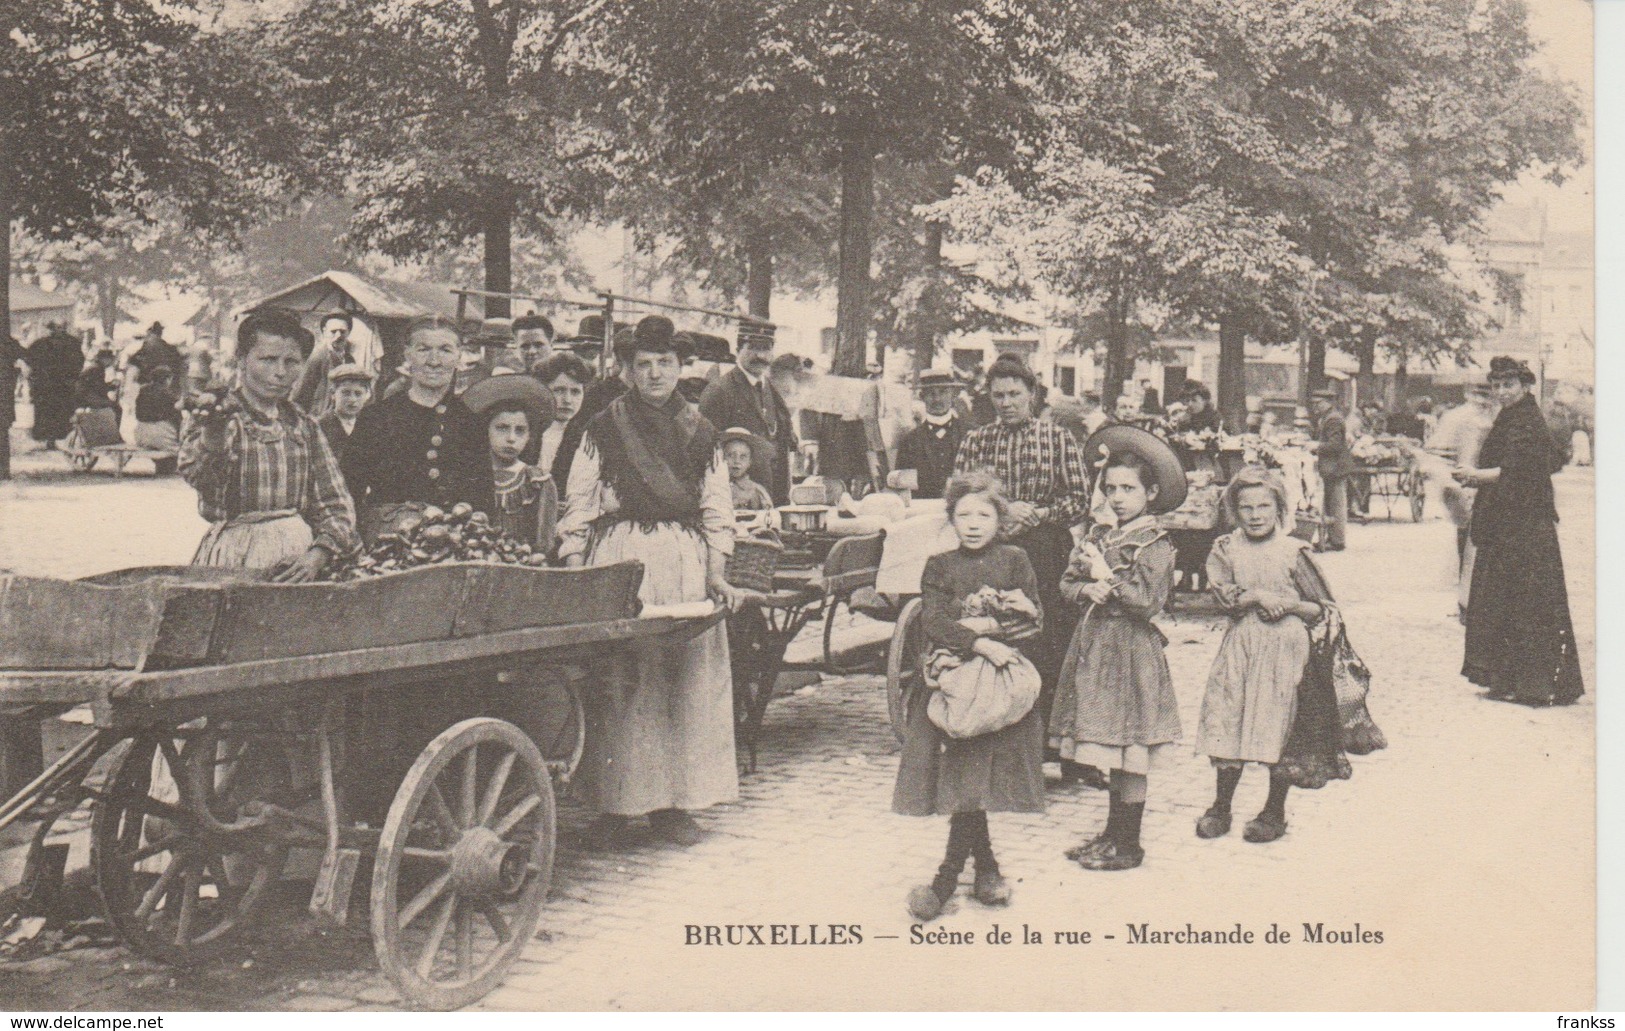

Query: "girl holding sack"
(893, 471), (1046, 922)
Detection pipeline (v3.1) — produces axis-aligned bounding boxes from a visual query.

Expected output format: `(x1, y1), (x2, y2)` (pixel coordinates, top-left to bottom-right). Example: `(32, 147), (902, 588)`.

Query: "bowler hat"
(1080, 424), (1188, 514)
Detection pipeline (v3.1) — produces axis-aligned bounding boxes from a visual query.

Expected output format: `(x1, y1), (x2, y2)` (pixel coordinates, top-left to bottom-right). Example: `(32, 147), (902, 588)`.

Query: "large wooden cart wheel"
(884, 598), (924, 745)
(371, 717), (556, 1010)
(92, 724), (292, 965)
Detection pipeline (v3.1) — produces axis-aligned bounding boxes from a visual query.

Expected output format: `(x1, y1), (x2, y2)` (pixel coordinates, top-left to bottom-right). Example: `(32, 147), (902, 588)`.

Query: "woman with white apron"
(179, 307), (360, 576)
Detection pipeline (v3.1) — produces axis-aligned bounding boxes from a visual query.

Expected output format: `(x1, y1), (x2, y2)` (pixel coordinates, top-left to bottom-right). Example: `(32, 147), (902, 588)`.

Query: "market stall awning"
(234, 270), (479, 322)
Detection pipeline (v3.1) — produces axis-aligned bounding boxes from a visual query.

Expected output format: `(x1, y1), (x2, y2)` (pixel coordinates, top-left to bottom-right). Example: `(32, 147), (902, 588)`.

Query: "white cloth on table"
(556, 437), (738, 816)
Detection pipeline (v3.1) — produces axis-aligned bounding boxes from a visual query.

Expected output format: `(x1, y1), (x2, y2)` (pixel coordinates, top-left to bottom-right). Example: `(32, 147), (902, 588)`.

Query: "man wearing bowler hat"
(892, 369), (964, 499)
(1310, 387), (1356, 551)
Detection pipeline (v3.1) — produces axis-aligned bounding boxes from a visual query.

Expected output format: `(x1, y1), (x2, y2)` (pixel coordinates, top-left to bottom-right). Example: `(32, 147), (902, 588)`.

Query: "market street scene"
(0, 0), (1598, 1015)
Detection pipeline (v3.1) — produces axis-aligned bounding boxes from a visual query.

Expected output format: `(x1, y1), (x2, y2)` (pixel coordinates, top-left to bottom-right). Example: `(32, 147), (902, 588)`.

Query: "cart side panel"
(0, 576), (166, 670)
(452, 562), (644, 636)
(200, 566), (468, 665)
(189, 561), (649, 666)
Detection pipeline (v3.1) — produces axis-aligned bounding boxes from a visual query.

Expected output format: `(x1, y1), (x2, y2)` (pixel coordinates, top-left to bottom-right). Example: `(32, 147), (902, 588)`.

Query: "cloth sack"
(926, 650), (1042, 740)
(1322, 604), (1386, 754)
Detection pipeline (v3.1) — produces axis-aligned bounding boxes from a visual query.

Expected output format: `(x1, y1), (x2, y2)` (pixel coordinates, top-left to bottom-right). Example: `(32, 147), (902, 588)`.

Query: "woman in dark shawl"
(1456, 356), (1584, 705)
(557, 316), (741, 849)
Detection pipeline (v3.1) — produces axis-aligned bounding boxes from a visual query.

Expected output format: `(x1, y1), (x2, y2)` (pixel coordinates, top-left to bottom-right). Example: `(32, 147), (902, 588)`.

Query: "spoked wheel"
(884, 598), (924, 745)
(92, 724), (292, 964)
(371, 718), (556, 1010)
(1407, 472), (1426, 522)
(65, 426), (97, 472)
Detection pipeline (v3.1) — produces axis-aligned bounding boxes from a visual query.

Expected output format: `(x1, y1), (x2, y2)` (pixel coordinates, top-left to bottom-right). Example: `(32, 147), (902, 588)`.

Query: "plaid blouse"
(179, 391), (360, 557)
(954, 416), (1092, 526)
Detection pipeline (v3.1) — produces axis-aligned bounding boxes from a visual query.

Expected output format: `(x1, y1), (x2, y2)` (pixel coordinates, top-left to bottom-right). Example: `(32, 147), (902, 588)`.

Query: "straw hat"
(461, 371), (554, 429)
(1080, 423), (1188, 514)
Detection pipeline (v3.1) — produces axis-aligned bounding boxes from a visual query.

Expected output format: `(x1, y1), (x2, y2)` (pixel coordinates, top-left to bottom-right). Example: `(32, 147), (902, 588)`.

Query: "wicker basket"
(725, 531), (784, 592)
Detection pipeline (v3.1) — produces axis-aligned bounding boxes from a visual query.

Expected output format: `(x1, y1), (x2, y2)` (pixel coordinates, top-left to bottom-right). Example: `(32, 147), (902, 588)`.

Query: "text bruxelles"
(684, 924), (862, 946)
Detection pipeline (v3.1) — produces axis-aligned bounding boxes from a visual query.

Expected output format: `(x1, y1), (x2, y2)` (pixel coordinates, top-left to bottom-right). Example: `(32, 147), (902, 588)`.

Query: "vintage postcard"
(0, 0), (1600, 1014)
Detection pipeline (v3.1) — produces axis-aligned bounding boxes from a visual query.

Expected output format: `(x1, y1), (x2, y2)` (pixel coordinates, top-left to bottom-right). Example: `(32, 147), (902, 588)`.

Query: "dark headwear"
(1487, 356), (1536, 385)
(1182, 381), (1211, 401)
(615, 315), (687, 362)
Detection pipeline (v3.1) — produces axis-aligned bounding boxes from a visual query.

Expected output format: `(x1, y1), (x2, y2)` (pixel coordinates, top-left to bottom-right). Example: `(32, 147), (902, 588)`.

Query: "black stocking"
(1213, 766), (1243, 814)
(1261, 771), (1291, 821)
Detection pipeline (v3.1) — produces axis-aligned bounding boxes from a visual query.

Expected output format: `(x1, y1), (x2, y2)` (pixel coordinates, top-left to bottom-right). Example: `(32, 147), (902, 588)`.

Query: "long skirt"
(1463, 518), (1584, 705)
(1196, 613), (1311, 764)
(1050, 611), (1182, 774)
(192, 511), (312, 570)
(577, 520), (738, 816)
(892, 683), (1045, 817)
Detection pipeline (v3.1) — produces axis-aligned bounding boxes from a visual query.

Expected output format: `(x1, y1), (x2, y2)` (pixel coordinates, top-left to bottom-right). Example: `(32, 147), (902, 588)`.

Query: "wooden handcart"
(62, 408), (171, 479)
(1353, 438), (1425, 522)
(0, 562), (721, 1009)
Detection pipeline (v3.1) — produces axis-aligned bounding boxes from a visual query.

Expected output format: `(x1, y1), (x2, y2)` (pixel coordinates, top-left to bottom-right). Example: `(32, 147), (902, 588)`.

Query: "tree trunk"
(1306, 334), (1326, 401)
(746, 229), (773, 320)
(482, 185), (513, 320)
(1393, 354), (1409, 407)
(1217, 311), (1247, 433)
(909, 219), (944, 371)
(832, 115), (876, 378)
(1356, 329), (1376, 406)
(100, 276), (120, 341)
(0, 176), (10, 340)
(1101, 286), (1129, 411)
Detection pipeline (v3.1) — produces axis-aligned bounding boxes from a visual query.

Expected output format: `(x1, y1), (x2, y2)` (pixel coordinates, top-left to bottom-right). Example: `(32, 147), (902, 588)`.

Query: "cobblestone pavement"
(0, 435), (1598, 1010)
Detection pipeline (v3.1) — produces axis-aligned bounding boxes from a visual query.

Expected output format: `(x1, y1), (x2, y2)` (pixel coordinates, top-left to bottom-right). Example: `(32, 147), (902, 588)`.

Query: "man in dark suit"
(698, 333), (797, 504)
(892, 370), (964, 499)
(1311, 388), (1357, 551)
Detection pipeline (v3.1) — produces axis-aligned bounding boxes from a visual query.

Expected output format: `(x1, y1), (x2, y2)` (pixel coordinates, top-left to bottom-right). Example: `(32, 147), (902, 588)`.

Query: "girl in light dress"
(1195, 466), (1350, 844)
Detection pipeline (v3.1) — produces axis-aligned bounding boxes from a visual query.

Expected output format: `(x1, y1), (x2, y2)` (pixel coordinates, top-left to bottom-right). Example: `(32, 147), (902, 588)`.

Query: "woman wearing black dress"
(1456, 356), (1584, 706)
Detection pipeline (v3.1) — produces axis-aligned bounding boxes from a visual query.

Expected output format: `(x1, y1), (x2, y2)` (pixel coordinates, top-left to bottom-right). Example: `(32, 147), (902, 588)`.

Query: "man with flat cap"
(1310, 387), (1355, 551)
(317, 362), (375, 459)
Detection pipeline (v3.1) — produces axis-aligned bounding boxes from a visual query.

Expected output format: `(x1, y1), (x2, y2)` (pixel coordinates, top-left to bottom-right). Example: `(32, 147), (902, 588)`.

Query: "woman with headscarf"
(557, 315), (741, 848)
(1455, 357), (1584, 706)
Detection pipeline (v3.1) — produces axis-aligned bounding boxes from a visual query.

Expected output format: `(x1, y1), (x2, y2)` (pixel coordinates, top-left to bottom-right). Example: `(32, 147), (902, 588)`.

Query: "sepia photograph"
(0, 0), (1604, 1015)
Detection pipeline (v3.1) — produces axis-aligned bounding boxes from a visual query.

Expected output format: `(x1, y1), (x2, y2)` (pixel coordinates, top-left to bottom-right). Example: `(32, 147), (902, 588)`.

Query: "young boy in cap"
(318, 362), (374, 458)
(892, 370), (964, 500)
